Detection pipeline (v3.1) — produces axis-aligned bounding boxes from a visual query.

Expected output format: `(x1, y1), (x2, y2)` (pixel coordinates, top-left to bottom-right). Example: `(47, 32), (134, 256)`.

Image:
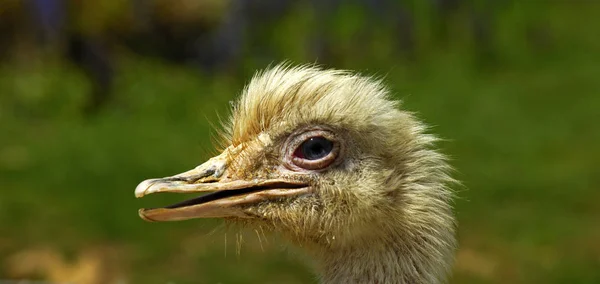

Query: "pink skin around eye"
(293, 147), (306, 159)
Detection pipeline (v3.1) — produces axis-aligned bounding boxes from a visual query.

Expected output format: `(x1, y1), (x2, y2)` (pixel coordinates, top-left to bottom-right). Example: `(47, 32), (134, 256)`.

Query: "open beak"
(135, 148), (311, 222)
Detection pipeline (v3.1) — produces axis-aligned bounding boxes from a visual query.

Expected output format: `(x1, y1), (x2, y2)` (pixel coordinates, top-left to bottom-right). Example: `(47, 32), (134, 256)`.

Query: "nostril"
(181, 168), (217, 183)
(197, 168), (216, 180)
(163, 177), (187, 182)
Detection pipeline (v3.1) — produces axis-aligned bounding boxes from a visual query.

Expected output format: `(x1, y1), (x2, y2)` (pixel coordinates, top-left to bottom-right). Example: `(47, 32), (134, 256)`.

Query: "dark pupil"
(300, 137), (333, 160)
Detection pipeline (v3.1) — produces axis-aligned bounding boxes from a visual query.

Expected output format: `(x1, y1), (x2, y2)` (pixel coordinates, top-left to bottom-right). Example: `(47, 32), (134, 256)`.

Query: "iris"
(295, 136), (333, 160)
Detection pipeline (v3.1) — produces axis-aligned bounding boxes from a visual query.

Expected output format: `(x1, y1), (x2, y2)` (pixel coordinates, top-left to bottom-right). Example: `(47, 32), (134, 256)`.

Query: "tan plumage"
(136, 64), (457, 283)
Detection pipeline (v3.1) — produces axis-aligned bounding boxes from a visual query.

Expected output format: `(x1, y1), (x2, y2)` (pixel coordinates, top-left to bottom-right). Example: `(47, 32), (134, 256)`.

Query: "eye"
(288, 133), (339, 171)
(294, 137), (333, 160)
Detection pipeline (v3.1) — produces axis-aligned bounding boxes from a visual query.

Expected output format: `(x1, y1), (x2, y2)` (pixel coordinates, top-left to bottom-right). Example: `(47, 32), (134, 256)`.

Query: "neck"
(310, 220), (454, 284)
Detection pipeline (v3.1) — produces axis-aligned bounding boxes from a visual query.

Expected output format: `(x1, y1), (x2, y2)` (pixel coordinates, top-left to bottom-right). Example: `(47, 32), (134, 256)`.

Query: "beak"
(135, 148), (311, 222)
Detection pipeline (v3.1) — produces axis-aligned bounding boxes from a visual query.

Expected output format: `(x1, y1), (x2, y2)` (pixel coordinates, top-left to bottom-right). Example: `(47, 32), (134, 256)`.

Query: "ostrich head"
(135, 65), (456, 283)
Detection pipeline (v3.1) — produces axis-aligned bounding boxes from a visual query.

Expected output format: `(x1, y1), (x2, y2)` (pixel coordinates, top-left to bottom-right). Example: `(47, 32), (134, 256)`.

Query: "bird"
(135, 64), (457, 283)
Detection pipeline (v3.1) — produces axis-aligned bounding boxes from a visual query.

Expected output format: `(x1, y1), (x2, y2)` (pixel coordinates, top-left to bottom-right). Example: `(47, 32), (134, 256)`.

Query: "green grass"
(1, 2), (599, 283)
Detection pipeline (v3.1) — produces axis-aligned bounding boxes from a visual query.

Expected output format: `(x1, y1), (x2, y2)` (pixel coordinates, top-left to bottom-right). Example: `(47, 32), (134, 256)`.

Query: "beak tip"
(138, 208), (155, 222)
(135, 179), (156, 198)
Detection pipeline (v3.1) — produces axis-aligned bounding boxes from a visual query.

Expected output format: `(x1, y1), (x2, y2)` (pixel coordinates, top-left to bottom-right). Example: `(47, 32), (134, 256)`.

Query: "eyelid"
(291, 147), (337, 170)
(284, 129), (340, 171)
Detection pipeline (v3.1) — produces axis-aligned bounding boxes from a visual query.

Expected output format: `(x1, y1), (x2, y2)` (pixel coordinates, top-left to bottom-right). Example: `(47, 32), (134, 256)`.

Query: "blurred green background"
(1, 0), (599, 283)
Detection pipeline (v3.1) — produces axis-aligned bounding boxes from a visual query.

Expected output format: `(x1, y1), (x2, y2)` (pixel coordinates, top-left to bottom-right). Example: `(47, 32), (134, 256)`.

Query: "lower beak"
(134, 151), (310, 222)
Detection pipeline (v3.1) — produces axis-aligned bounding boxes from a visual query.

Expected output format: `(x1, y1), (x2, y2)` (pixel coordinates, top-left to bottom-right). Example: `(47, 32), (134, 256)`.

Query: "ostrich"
(135, 64), (456, 283)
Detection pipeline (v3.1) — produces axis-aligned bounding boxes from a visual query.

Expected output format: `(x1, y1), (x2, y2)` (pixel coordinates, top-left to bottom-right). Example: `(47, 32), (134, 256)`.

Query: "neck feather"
(311, 216), (455, 284)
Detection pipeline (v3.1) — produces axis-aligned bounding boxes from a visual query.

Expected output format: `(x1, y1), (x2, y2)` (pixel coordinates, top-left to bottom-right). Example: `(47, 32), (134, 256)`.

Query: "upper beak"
(135, 148), (310, 222)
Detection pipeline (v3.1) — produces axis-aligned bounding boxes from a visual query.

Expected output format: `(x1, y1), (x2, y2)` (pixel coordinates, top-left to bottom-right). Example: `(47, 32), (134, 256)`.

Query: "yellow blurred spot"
(455, 248), (498, 279)
(5, 247), (127, 284)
